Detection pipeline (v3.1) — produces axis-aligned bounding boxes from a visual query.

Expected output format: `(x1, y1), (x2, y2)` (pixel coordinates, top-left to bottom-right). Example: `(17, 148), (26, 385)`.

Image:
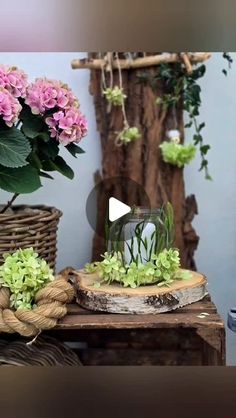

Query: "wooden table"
(46, 295), (225, 365)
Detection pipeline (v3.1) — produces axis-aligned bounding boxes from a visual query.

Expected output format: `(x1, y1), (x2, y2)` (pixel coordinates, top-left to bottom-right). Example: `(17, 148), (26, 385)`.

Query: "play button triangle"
(109, 197), (131, 222)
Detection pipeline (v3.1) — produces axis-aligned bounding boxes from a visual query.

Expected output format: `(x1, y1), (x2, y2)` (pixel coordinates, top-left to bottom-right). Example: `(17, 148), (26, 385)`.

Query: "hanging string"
(107, 52), (113, 89)
(115, 52), (129, 128)
(99, 52), (107, 91)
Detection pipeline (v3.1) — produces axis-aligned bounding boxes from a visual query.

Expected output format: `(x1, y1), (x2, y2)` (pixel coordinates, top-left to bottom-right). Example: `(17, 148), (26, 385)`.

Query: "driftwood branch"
(71, 52), (211, 71)
(180, 53), (193, 74)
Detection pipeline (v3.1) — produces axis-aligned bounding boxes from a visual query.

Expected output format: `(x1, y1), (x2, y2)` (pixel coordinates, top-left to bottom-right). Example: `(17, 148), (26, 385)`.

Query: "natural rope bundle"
(0, 275), (75, 337)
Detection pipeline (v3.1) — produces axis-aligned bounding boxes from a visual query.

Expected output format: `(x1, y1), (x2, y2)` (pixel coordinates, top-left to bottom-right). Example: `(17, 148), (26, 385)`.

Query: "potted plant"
(0, 64), (87, 270)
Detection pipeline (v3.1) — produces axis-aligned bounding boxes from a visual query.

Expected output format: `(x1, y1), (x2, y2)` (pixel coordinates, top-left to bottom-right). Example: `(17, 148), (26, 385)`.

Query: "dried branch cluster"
(71, 52), (211, 74)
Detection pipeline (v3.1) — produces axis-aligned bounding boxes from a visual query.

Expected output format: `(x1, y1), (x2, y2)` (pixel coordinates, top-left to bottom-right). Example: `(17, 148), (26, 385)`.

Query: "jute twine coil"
(0, 275), (75, 337)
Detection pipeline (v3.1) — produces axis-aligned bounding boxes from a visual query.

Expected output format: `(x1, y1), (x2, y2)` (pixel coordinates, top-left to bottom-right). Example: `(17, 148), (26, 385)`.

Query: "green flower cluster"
(159, 141), (196, 168)
(118, 126), (141, 144)
(103, 86), (127, 106)
(0, 247), (54, 310)
(85, 248), (191, 289)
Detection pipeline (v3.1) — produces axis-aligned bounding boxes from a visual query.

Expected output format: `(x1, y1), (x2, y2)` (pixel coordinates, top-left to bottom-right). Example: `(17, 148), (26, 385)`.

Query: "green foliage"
(0, 126), (31, 168)
(103, 86), (127, 106)
(20, 105), (46, 139)
(139, 62), (211, 179)
(85, 248), (191, 289)
(66, 143), (85, 157)
(0, 103), (85, 196)
(85, 203), (190, 289)
(222, 52), (233, 76)
(109, 202), (175, 264)
(117, 126), (141, 144)
(0, 248), (54, 310)
(42, 156), (74, 180)
(160, 141), (197, 168)
(0, 165), (41, 193)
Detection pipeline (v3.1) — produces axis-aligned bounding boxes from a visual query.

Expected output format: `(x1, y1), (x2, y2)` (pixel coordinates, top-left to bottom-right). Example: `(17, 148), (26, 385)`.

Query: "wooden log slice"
(76, 270), (207, 314)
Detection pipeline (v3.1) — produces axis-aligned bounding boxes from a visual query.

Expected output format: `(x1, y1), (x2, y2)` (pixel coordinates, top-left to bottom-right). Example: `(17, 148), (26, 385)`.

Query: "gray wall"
(0, 53), (236, 364)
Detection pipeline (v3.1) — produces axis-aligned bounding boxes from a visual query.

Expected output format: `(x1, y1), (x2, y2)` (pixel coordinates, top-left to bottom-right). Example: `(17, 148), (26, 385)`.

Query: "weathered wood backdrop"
(88, 54), (199, 269)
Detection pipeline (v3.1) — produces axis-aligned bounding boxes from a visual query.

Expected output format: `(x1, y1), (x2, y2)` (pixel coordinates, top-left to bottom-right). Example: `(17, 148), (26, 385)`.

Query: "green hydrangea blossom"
(159, 141), (197, 168)
(85, 248), (190, 289)
(103, 86), (127, 106)
(118, 127), (141, 144)
(0, 247), (54, 310)
(151, 248), (180, 286)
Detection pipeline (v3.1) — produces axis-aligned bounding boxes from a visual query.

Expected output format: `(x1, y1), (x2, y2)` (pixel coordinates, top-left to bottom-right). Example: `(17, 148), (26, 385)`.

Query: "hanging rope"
(115, 52), (129, 128)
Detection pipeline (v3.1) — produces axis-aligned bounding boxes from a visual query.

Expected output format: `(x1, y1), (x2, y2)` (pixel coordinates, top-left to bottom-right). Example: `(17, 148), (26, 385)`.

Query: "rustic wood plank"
(198, 328), (226, 365)
(47, 328), (203, 350)
(57, 312), (224, 330)
(48, 295), (225, 365)
(78, 348), (203, 365)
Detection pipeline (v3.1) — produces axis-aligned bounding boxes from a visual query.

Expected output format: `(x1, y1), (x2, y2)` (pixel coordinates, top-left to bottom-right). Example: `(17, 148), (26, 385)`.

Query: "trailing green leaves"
(0, 164), (41, 193)
(222, 52), (233, 76)
(139, 62), (211, 179)
(0, 127), (31, 168)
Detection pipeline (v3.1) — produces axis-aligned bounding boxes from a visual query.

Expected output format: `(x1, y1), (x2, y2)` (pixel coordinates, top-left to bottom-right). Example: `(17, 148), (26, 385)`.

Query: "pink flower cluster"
(0, 65), (28, 98)
(0, 66), (88, 145)
(25, 78), (77, 115)
(46, 108), (88, 145)
(0, 88), (22, 127)
(26, 77), (87, 145)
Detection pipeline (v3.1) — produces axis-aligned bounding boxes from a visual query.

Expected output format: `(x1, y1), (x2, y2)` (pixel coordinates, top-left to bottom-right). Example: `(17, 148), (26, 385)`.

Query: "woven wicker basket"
(0, 205), (62, 271)
(0, 336), (82, 366)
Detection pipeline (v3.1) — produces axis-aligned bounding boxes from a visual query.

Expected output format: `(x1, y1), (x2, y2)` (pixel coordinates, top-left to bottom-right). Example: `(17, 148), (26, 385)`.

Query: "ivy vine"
(101, 53), (233, 180)
(138, 62), (211, 179)
(222, 52), (233, 76)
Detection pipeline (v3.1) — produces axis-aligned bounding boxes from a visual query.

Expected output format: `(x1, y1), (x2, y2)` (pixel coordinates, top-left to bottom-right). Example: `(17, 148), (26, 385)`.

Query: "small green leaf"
(66, 143), (85, 157)
(198, 122), (205, 132)
(200, 144), (210, 155)
(39, 171), (54, 180)
(193, 134), (202, 145)
(184, 121), (193, 128)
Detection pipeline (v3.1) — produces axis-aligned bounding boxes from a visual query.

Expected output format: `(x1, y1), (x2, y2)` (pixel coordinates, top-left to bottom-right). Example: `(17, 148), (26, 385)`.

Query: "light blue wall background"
(0, 53), (236, 364)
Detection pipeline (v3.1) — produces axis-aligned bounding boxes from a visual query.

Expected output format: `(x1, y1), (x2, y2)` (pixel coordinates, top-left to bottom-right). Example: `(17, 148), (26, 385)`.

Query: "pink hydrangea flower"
(46, 108), (88, 145)
(0, 88), (22, 127)
(25, 78), (78, 115)
(0, 65), (28, 98)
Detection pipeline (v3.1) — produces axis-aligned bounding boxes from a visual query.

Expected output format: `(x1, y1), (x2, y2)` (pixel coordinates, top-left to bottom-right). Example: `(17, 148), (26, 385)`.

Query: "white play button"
(109, 197), (131, 222)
